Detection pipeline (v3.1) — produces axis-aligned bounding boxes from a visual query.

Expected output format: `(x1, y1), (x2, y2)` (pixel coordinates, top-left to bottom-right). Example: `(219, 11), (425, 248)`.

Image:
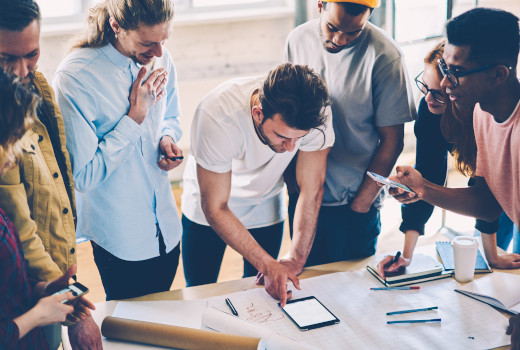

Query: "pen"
(225, 298), (238, 316)
(387, 306), (438, 315)
(387, 318), (441, 324)
(391, 251), (401, 265)
(371, 286), (420, 290)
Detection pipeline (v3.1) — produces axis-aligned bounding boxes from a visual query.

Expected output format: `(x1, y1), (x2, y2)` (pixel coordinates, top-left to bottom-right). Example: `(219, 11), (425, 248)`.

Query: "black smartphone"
(54, 282), (89, 304)
(278, 296), (340, 331)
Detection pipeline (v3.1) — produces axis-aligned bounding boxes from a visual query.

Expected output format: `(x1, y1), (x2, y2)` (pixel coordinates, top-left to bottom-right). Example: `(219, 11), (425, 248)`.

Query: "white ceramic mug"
(452, 236), (479, 283)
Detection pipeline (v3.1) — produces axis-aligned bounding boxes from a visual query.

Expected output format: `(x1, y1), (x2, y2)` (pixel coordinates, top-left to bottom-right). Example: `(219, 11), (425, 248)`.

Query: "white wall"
(40, 8), (295, 180)
(38, 1), (520, 181)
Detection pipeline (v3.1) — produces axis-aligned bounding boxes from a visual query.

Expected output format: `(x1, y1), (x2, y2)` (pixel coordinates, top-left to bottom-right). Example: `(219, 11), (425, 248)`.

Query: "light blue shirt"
(53, 43), (182, 261)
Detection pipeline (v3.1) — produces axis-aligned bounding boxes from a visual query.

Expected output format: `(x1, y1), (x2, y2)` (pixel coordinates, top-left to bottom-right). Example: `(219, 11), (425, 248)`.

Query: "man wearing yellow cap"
(283, 0), (416, 267)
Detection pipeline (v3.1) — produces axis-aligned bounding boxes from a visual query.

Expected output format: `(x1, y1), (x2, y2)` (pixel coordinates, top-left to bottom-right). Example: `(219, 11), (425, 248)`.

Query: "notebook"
(436, 241), (492, 273)
(455, 272), (520, 315)
(366, 253), (451, 287)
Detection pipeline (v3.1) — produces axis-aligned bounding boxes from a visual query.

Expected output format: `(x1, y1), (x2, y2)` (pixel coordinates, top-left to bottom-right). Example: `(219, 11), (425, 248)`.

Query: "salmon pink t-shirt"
(474, 100), (520, 227)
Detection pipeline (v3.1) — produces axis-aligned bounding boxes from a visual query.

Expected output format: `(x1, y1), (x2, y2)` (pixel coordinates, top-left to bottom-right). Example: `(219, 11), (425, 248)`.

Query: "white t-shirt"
(182, 76), (335, 228)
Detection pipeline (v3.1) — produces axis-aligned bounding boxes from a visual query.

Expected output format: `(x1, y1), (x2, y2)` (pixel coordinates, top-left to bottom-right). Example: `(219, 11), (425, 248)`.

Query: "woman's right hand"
(127, 67), (168, 124)
(376, 255), (411, 279)
(34, 292), (76, 326)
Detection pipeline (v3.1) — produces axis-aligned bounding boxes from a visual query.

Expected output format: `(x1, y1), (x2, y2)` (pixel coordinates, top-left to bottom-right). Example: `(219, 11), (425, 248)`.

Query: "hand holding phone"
(53, 282), (89, 304)
(366, 171), (414, 193)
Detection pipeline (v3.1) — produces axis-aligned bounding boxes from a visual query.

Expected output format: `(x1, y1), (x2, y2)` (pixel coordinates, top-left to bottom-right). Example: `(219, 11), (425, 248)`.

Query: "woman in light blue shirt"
(53, 0), (183, 300)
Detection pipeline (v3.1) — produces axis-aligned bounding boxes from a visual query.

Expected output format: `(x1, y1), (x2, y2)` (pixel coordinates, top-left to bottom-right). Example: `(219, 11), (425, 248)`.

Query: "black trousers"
(91, 227), (180, 301)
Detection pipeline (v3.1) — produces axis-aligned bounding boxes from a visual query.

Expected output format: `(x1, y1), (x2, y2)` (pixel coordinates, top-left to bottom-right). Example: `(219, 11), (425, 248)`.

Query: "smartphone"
(278, 296), (340, 331)
(54, 282), (89, 304)
(366, 171), (414, 193)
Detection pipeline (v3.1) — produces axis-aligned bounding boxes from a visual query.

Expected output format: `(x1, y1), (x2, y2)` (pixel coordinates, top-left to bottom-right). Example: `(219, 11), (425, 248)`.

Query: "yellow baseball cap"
(323, 0), (380, 9)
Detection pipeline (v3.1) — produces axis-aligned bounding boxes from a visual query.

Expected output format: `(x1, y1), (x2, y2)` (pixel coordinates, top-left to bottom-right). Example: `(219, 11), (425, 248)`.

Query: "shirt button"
(63, 208), (69, 214)
(31, 144), (35, 150)
(53, 172), (59, 178)
(38, 135), (43, 142)
(70, 248), (75, 254)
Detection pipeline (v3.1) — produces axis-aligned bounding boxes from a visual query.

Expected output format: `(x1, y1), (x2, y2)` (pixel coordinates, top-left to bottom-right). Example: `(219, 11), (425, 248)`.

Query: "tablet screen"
(280, 296), (339, 330)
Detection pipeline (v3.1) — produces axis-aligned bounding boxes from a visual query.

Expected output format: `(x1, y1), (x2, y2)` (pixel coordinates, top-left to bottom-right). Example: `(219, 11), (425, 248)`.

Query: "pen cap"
(451, 236), (479, 283)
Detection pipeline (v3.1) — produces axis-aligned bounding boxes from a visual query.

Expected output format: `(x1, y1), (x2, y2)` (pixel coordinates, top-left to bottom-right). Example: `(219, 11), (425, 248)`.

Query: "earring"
(115, 33), (118, 39)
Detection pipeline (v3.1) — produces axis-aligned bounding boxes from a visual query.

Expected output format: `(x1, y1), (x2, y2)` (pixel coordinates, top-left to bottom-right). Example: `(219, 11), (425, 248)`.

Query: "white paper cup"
(451, 236), (479, 283)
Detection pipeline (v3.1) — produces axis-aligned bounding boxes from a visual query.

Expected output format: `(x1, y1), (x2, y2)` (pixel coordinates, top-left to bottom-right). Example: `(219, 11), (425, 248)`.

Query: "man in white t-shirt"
(181, 63), (334, 305)
(284, 0), (416, 265)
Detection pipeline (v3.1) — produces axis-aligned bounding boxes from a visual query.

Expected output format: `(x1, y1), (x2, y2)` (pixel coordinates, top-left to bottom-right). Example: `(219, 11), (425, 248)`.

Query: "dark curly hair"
(259, 63), (331, 132)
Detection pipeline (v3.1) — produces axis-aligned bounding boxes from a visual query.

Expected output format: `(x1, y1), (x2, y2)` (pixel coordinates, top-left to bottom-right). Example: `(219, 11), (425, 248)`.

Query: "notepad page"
(458, 272), (520, 311)
(207, 270), (510, 349)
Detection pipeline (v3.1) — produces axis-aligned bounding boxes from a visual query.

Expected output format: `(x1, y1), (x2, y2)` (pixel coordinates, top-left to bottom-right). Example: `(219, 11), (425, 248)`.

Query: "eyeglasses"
(437, 58), (512, 87)
(414, 72), (446, 104)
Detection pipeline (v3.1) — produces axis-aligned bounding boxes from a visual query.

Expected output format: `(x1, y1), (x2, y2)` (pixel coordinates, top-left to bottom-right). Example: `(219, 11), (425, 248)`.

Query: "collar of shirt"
(100, 43), (142, 78)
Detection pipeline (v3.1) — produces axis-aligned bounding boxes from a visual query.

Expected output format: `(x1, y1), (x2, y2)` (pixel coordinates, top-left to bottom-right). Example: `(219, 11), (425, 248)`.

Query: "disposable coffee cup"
(451, 236), (479, 283)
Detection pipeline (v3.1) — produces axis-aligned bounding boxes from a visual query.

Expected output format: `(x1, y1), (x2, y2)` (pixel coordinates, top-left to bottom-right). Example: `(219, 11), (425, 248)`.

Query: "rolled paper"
(101, 316), (265, 350)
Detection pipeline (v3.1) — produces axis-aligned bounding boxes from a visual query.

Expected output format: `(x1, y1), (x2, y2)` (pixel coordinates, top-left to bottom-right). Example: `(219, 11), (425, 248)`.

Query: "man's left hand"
(158, 136), (183, 171)
(68, 315), (102, 350)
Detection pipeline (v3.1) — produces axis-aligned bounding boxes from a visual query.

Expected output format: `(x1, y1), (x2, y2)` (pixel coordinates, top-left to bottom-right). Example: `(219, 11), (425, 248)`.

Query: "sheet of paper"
(113, 300), (206, 329)
(202, 307), (316, 350)
(207, 271), (511, 350)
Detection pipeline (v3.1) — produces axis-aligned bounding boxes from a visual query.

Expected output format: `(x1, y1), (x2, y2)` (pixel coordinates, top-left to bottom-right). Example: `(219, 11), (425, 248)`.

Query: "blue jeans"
(288, 193), (381, 266)
(181, 215), (284, 287)
(476, 212), (520, 253)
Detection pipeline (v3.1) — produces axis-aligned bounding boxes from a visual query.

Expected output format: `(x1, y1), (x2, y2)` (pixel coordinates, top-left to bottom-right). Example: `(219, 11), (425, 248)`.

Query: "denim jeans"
(91, 226), (180, 301)
(288, 193), (381, 267)
(181, 215), (284, 287)
(475, 212), (520, 253)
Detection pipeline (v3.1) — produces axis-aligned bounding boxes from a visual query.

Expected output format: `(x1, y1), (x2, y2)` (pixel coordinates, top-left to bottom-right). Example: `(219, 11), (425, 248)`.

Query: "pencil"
(387, 318), (441, 324)
(387, 306), (438, 315)
(370, 286), (420, 290)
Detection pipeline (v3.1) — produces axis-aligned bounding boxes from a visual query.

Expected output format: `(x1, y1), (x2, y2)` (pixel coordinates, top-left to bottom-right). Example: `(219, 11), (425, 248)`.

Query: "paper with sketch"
(206, 270), (510, 350)
(456, 272), (520, 314)
(112, 300), (206, 329)
(202, 307), (316, 350)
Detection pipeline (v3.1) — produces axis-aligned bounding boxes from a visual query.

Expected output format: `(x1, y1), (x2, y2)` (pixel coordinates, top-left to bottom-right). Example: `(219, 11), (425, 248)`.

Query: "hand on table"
(68, 315), (103, 350)
(158, 135), (183, 171)
(257, 260), (301, 307)
(488, 253), (520, 269)
(376, 255), (411, 279)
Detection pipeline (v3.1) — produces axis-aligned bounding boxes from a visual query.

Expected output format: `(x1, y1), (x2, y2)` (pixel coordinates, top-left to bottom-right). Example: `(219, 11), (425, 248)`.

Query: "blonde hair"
(72, 0), (174, 49)
(0, 68), (38, 172)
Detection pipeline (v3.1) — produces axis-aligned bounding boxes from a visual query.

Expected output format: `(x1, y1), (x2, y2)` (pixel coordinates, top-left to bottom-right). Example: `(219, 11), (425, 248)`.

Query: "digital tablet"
(278, 296), (340, 331)
(366, 171), (414, 193)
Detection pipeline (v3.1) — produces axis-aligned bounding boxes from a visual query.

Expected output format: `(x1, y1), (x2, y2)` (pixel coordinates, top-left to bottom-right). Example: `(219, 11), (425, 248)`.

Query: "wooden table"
(63, 245), (517, 349)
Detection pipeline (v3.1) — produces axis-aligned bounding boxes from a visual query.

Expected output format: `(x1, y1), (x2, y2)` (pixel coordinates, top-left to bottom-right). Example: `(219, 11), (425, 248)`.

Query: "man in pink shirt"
(388, 8), (520, 348)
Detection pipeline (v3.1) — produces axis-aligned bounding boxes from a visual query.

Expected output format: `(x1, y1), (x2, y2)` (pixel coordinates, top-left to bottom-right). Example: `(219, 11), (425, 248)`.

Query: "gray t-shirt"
(286, 20), (416, 207)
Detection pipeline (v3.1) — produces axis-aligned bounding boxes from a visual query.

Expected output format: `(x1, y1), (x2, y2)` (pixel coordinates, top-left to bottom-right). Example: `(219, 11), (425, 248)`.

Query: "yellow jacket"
(0, 71), (76, 281)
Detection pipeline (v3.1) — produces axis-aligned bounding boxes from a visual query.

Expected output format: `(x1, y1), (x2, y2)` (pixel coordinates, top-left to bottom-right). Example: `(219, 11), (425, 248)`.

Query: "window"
(37, 0), (86, 24)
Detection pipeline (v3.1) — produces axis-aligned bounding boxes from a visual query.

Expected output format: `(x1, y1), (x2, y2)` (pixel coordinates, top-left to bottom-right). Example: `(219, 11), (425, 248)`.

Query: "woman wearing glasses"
(377, 41), (520, 278)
